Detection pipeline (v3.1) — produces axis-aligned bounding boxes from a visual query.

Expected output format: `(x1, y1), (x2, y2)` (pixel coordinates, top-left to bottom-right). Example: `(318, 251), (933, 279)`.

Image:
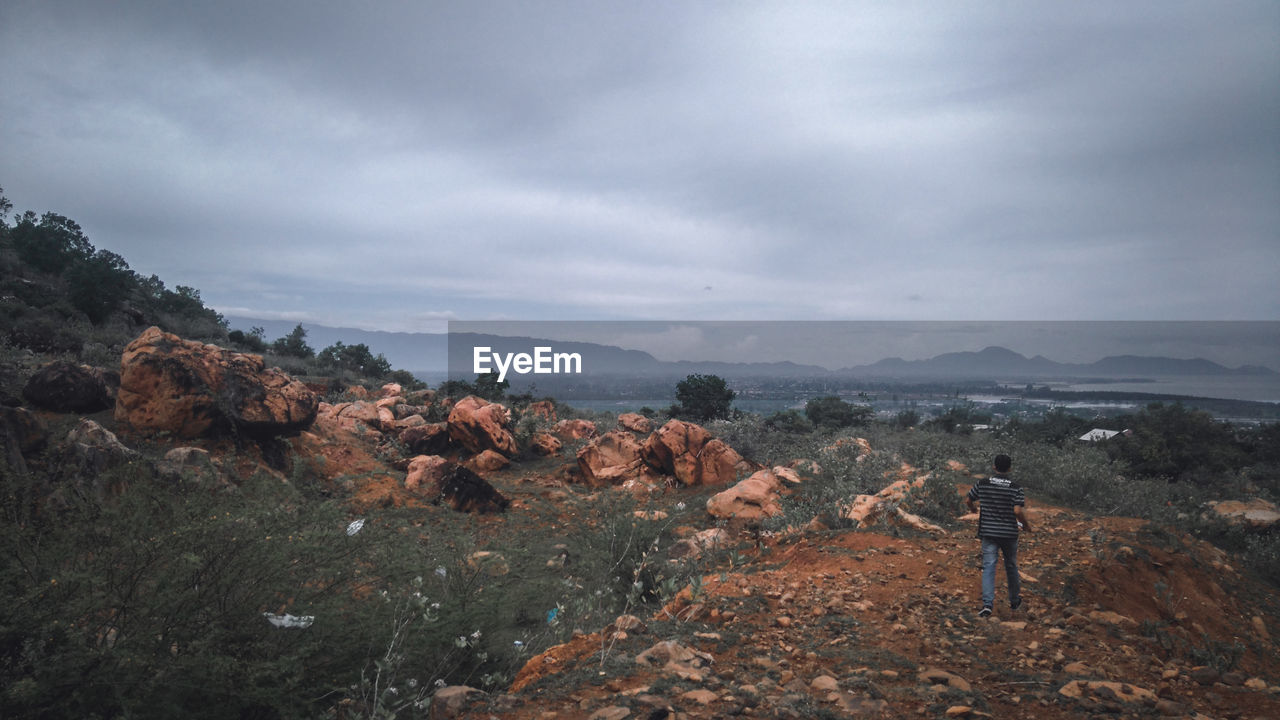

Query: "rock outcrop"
(1207, 498), (1280, 530)
(640, 419), (742, 487)
(529, 432), (562, 456)
(837, 468), (945, 534)
(617, 412), (653, 434)
(22, 360), (115, 413)
(552, 418), (598, 441)
(447, 395), (517, 457)
(115, 327), (318, 438)
(706, 466), (803, 521)
(577, 430), (647, 486)
(405, 454), (451, 493)
(399, 422), (451, 455)
(434, 464), (510, 513)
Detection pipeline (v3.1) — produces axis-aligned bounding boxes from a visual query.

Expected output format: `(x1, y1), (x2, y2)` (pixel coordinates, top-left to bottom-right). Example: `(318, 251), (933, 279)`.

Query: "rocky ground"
(456, 500), (1280, 720)
(6, 327), (1279, 720)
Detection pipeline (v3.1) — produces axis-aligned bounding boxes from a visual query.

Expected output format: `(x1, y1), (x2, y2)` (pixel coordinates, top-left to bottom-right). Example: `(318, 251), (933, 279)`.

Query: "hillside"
(3, 321), (1279, 719)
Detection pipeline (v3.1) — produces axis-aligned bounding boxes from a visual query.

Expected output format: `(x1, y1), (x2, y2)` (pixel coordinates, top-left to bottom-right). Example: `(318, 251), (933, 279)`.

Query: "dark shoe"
(1011, 597), (1023, 611)
(978, 606), (992, 618)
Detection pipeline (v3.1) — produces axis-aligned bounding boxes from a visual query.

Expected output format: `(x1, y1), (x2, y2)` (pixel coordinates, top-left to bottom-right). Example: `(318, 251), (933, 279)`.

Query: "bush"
(0, 463), (380, 718)
(804, 396), (871, 428)
(7, 313), (84, 354)
(764, 409), (814, 434)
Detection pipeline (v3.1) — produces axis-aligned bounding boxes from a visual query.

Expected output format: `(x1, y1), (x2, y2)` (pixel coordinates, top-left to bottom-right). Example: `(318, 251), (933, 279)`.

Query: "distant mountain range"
(226, 318), (1276, 380)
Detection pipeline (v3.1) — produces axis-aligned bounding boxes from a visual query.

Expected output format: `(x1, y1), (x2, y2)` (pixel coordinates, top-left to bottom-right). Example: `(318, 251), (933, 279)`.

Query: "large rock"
(469, 449), (510, 472)
(706, 467), (802, 521)
(54, 419), (144, 500)
(157, 447), (218, 484)
(529, 432), (562, 456)
(22, 360), (115, 413)
(399, 422), (451, 454)
(617, 412), (653, 434)
(405, 454), (451, 493)
(428, 685), (483, 720)
(525, 400), (557, 422)
(552, 419), (598, 441)
(115, 327), (318, 438)
(434, 464), (510, 513)
(838, 474), (945, 534)
(577, 430), (646, 486)
(1207, 498), (1280, 530)
(446, 396), (517, 457)
(641, 419), (742, 487)
(320, 401), (385, 433)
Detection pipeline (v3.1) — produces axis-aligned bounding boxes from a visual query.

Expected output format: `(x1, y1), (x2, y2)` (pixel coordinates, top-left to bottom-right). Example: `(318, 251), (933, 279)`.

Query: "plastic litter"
(346, 519), (365, 536)
(263, 612), (314, 629)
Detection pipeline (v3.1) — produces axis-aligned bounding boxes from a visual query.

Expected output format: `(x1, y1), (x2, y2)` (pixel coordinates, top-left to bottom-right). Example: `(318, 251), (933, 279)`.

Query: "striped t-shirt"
(967, 475), (1025, 539)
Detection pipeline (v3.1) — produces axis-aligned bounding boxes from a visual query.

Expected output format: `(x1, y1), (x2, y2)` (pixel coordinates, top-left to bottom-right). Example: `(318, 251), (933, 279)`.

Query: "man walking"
(966, 453), (1033, 617)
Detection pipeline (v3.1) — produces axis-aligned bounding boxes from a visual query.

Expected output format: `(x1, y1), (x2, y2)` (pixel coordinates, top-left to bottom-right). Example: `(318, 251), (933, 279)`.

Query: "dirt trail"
(472, 499), (1280, 720)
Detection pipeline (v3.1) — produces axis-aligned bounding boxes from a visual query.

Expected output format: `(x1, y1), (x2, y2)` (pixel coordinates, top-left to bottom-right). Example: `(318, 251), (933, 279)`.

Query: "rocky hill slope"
(3, 327), (1278, 720)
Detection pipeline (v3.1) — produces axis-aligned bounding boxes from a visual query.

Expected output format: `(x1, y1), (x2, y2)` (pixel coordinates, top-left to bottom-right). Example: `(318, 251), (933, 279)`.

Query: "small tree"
(673, 374), (735, 422)
(318, 341), (391, 378)
(271, 324), (315, 358)
(228, 327), (268, 353)
(472, 371), (509, 401)
(66, 249), (136, 324)
(804, 396), (872, 429)
(10, 211), (94, 274)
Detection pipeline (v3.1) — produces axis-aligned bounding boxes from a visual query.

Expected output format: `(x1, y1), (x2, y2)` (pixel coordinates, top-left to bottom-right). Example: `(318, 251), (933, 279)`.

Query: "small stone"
(1252, 615), (1270, 641)
(945, 706), (972, 718)
(810, 675), (839, 692)
(588, 707), (631, 720)
(1245, 677), (1268, 690)
(1220, 671), (1246, 686)
(1189, 666), (1220, 686)
(681, 689), (719, 705)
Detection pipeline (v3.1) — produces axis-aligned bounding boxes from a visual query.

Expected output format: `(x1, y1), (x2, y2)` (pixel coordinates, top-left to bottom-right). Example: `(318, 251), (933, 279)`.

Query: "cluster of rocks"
(575, 416), (749, 492)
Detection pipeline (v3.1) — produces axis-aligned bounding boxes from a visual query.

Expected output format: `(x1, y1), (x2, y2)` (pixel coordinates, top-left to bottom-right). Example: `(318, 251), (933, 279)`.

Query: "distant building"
(1079, 428), (1123, 442)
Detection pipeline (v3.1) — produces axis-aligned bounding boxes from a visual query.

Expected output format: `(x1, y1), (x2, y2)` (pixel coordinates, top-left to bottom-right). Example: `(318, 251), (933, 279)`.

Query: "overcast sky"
(3, 1), (1278, 336)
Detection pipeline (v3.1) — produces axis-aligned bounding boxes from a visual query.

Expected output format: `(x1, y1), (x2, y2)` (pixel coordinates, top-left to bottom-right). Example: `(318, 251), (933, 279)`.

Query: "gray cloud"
(2, 1), (1277, 332)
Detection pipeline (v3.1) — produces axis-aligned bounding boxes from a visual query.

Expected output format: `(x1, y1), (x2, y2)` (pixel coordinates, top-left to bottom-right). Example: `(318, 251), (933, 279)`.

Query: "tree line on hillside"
(0, 186), (414, 387)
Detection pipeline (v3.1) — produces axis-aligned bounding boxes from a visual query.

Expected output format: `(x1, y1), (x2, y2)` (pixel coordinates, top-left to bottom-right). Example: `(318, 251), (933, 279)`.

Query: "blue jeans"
(981, 536), (1020, 608)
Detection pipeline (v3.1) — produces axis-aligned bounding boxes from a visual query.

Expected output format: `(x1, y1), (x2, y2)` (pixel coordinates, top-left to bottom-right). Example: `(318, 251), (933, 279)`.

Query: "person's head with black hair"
(994, 454), (1012, 474)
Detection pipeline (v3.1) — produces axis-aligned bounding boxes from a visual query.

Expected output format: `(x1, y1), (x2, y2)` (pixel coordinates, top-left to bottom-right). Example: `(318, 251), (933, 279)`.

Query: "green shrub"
(804, 396), (871, 428)
(672, 374), (735, 422)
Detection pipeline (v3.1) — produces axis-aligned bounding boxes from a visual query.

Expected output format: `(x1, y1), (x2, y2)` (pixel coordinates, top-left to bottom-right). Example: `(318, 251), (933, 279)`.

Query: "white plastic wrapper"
(263, 613), (314, 629)
(346, 519), (365, 536)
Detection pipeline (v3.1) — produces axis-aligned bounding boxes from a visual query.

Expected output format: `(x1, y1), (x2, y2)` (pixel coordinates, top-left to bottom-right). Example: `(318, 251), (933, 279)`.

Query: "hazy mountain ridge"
(229, 318), (1276, 381)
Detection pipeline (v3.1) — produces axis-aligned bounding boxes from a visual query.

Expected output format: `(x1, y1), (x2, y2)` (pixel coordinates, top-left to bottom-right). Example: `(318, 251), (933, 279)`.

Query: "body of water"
(1061, 375), (1280, 404)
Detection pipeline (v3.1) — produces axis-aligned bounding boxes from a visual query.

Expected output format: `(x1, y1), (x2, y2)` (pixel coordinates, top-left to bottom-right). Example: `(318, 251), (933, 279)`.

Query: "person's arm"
(966, 496), (978, 513)
(1015, 504), (1033, 533)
